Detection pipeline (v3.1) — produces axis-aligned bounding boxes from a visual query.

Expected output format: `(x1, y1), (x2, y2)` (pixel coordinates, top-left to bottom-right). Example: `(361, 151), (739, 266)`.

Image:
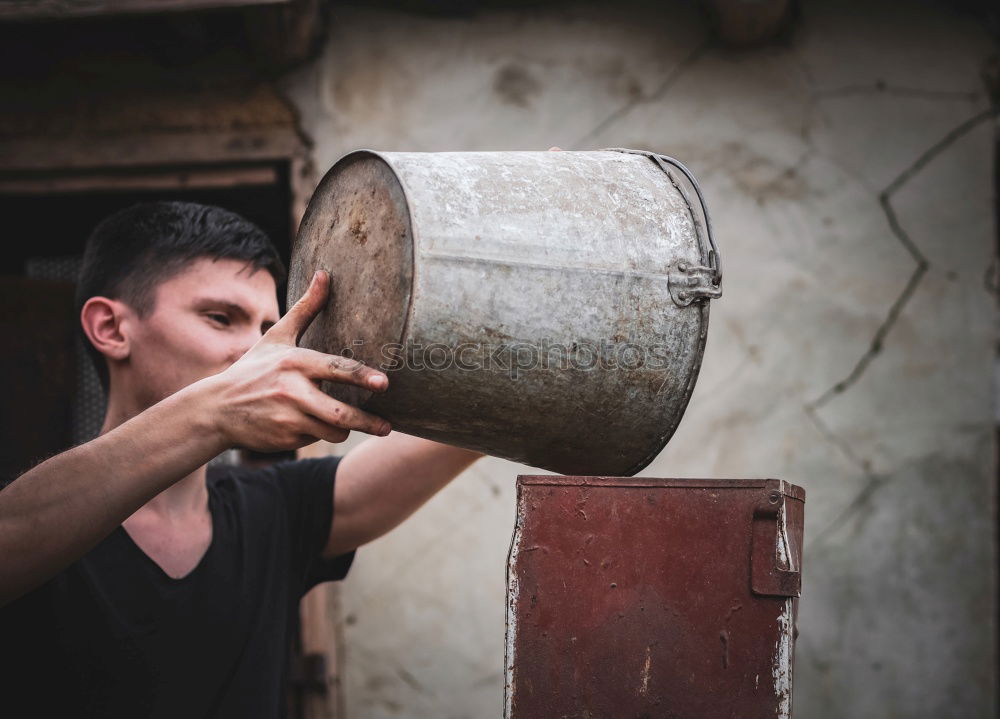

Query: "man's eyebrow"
(195, 299), (251, 321)
(195, 298), (278, 328)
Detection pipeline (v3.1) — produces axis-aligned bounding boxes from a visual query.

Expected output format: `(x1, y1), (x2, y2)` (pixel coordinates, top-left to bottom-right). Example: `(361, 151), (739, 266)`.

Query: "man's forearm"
(328, 434), (483, 556)
(0, 379), (226, 607)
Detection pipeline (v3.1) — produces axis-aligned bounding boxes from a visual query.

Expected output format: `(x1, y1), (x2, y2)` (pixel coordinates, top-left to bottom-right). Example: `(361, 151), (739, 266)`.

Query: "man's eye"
(207, 313), (230, 326)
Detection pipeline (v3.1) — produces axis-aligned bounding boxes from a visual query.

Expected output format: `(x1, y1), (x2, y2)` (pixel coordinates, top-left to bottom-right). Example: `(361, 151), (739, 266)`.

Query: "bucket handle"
(605, 148), (722, 288)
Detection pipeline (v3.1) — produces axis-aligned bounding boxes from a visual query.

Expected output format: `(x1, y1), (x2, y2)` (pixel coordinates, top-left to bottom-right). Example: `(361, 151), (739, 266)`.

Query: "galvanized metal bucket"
(288, 149), (722, 475)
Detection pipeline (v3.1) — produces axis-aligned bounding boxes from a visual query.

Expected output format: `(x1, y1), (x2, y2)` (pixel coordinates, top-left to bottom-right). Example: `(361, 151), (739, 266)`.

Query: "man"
(0, 201), (482, 717)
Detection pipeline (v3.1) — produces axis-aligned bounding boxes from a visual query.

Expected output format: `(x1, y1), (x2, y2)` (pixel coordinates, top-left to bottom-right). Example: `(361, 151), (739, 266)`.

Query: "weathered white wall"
(285, 2), (997, 716)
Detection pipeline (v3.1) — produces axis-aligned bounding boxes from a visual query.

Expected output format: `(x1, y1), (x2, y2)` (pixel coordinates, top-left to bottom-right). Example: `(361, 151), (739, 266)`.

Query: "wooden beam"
(0, 164), (279, 194)
(0, 129), (303, 172)
(0, 0), (288, 21)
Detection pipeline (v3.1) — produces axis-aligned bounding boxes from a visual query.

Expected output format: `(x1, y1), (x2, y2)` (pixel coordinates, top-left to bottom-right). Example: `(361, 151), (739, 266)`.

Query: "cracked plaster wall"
(284, 1), (997, 717)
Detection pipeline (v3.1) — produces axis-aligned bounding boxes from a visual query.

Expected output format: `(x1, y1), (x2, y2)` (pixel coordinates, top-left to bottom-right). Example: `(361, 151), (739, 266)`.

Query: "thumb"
(268, 270), (330, 345)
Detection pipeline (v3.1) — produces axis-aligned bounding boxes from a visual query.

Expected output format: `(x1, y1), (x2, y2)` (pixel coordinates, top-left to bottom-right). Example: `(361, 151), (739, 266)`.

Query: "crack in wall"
(804, 405), (871, 475)
(570, 38), (712, 150)
(805, 401), (891, 547)
(809, 106), (996, 412)
(806, 106), (997, 543)
(810, 474), (889, 547)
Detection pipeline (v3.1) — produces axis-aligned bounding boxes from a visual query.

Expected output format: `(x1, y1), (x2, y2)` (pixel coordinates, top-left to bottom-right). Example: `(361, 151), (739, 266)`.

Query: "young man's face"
(123, 257), (280, 408)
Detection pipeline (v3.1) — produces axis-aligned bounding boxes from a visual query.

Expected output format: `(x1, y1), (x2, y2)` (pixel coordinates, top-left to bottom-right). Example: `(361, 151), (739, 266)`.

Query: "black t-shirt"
(0, 456), (354, 719)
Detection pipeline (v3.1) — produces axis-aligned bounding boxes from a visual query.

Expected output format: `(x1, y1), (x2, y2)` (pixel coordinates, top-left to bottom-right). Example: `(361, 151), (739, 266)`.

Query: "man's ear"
(80, 296), (132, 362)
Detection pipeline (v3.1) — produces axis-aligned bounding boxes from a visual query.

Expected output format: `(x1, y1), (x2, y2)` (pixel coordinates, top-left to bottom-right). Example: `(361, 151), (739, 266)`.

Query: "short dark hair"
(77, 201), (287, 389)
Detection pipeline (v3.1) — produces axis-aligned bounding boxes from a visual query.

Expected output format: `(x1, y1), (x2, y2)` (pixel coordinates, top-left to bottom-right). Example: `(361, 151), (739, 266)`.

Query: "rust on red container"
(505, 476), (805, 719)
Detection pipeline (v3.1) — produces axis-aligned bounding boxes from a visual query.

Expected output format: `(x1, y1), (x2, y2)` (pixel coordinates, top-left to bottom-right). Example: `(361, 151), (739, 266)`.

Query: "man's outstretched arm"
(324, 434), (483, 558)
(0, 272), (388, 607)
(0, 383), (232, 605)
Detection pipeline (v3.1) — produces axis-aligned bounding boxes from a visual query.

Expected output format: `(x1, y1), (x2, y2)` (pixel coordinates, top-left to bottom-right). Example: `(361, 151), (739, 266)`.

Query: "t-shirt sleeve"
(270, 456), (355, 593)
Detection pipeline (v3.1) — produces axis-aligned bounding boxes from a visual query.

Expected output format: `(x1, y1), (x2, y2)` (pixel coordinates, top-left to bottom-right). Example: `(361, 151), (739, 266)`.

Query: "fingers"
(256, 270), (391, 439)
(268, 270), (330, 345)
(293, 347), (388, 392)
(296, 417), (350, 446)
(299, 382), (391, 437)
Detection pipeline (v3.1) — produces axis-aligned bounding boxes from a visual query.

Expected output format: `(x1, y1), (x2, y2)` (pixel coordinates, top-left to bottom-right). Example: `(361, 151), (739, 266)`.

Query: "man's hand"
(206, 271), (391, 452)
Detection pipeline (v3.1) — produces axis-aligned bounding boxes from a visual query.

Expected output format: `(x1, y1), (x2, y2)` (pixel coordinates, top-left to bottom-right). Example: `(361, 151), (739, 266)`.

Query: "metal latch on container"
(751, 480), (801, 597)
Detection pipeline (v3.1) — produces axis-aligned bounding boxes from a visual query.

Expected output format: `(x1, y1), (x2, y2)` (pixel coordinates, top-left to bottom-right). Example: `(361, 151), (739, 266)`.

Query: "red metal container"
(505, 476), (805, 719)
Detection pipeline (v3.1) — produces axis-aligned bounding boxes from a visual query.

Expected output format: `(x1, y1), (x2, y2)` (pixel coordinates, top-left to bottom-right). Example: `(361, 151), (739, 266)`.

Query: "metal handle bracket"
(669, 261), (723, 306)
(605, 148), (723, 299)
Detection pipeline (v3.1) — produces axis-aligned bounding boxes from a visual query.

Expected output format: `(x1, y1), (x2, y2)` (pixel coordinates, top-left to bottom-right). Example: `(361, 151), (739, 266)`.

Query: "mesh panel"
(24, 256), (106, 445)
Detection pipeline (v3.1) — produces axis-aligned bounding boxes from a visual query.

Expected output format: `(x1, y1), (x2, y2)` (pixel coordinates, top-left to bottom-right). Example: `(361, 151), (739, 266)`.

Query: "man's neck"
(101, 389), (210, 522)
(132, 469), (209, 521)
